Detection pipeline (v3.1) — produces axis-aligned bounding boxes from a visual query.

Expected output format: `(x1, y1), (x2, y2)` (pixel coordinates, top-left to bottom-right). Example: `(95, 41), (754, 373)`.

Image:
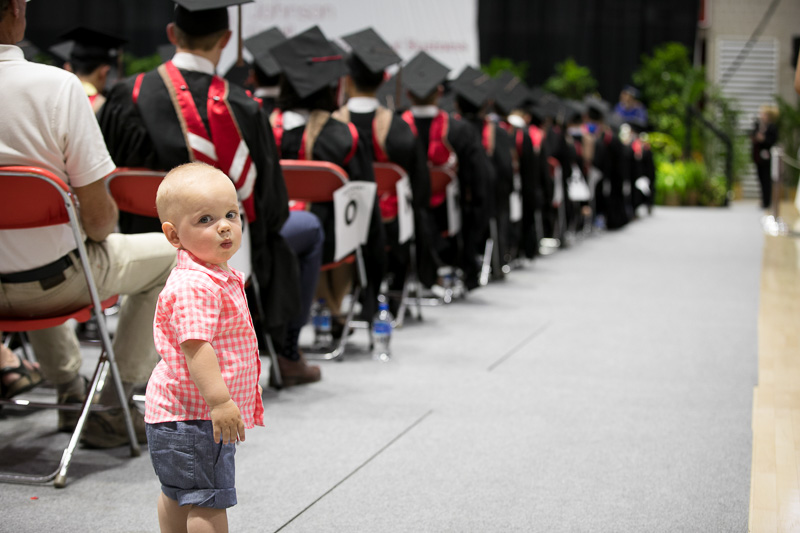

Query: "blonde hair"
(760, 104), (779, 124)
(156, 162), (229, 223)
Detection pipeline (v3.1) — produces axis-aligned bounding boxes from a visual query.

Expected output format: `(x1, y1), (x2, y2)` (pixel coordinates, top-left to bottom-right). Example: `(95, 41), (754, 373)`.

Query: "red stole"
(158, 61), (257, 221)
(402, 109), (453, 166)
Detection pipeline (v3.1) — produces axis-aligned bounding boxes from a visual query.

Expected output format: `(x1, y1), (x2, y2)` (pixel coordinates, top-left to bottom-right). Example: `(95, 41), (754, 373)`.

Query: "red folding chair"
(373, 162), (421, 326)
(280, 160), (368, 361)
(105, 168), (286, 388)
(0, 166), (139, 488)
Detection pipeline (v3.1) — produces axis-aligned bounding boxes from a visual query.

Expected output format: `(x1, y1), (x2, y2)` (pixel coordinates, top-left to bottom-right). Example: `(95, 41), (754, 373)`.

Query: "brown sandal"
(0, 361), (44, 399)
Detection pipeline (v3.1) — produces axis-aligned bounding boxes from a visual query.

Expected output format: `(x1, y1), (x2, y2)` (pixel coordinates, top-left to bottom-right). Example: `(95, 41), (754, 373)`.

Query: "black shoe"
(81, 403), (147, 449)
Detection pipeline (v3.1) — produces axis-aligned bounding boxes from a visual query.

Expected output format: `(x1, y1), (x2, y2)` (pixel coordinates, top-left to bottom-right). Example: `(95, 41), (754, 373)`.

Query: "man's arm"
(73, 177), (118, 242)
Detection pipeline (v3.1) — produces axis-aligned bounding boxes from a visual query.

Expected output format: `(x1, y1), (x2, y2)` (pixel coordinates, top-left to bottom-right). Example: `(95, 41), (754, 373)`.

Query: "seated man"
(0, 0), (177, 448)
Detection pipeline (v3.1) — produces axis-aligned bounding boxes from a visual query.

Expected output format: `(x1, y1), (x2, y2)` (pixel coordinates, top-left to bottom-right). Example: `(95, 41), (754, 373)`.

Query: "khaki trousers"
(0, 233), (176, 385)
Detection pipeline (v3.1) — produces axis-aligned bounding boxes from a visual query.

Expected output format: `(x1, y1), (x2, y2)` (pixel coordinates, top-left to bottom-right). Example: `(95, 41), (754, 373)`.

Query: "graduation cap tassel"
(394, 66), (402, 113)
(236, 5), (244, 67)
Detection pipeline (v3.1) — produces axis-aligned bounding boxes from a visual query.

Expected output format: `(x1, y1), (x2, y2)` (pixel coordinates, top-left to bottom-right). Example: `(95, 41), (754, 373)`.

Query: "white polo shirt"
(0, 44), (116, 273)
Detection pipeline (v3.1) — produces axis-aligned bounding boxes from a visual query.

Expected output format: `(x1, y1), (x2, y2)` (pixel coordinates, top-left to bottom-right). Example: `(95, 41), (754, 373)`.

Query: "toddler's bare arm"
(181, 339), (246, 444)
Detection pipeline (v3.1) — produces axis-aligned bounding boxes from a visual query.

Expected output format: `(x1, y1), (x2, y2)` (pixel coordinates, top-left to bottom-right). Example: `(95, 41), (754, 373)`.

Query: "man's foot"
(272, 352), (321, 388)
(81, 403), (147, 449)
(0, 345), (43, 400)
(57, 375), (89, 433)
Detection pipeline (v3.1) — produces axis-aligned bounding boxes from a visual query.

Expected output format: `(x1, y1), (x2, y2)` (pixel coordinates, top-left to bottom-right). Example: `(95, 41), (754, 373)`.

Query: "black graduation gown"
(413, 112), (491, 289)
(515, 126), (544, 259)
(348, 108), (440, 288)
(593, 128), (629, 229)
(97, 66), (301, 338)
(280, 115), (386, 320)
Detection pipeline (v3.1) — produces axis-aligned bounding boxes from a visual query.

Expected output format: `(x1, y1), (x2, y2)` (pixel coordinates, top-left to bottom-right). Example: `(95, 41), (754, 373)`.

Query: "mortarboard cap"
(48, 40), (74, 64)
(58, 26), (126, 64)
(270, 26), (345, 99)
(493, 70), (531, 115)
(244, 27), (286, 77)
(622, 85), (640, 99)
(402, 51), (449, 100)
(450, 66), (494, 108)
(376, 72), (412, 111)
(584, 95), (610, 120)
(173, 0), (253, 36)
(342, 27), (400, 75)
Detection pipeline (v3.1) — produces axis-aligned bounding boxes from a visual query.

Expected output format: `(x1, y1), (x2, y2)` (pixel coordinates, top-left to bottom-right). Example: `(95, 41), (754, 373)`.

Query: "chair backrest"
(106, 168), (166, 218)
(373, 162), (408, 197)
(429, 166), (457, 196)
(280, 160), (349, 203)
(0, 166), (73, 230)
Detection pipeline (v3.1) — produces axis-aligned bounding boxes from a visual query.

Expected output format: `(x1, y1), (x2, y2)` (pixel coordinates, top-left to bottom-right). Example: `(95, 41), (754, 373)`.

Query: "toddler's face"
(171, 175), (242, 269)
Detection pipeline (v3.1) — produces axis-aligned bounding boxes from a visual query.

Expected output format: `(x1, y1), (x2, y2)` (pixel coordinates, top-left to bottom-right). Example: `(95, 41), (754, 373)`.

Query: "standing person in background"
(751, 104), (779, 210)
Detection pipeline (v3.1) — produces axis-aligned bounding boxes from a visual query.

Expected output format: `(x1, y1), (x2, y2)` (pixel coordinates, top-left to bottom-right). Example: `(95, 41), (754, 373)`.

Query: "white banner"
(228, 205), (251, 277)
(333, 181), (377, 262)
(446, 179), (461, 236)
(510, 171), (522, 222)
(223, 0), (479, 79)
(396, 176), (414, 244)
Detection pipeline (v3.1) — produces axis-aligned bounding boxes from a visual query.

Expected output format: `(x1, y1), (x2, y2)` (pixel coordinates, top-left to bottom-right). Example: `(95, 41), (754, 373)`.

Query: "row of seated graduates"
(242, 24), (656, 316)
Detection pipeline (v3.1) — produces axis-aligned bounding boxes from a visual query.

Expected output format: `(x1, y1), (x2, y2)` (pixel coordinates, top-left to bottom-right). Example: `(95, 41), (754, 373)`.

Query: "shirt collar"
(410, 105), (440, 118)
(254, 86), (280, 98)
(0, 45), (25, 62)
(347, 97), (379, 114)
(81, 80), (98, 97)
(176, 248), (235, 283)
(170, 52), (216, 75)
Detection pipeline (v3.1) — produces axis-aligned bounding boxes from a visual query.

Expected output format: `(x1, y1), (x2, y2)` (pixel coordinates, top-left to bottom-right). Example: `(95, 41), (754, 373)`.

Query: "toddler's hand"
(210, 399), (245, 444)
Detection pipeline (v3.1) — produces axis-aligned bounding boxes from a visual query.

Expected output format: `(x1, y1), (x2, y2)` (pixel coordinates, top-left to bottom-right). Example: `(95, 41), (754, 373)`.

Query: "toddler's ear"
(162, 222), (182, 249)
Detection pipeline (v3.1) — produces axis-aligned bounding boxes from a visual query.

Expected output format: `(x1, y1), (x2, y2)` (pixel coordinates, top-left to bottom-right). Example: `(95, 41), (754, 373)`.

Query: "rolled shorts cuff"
(165, 487), (237, 510)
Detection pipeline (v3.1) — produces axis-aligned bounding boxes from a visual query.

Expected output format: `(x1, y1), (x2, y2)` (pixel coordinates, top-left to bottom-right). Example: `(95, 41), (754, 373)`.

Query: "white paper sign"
(551, 163), (563, 206)
(509, 191), (522, 222)
(396, 176), (414, 244)
(333, 181), (377, 262)
(446, 179), (461, 235)
(567, 164), (591, 202)
(228, 205), (251, 278)
(510, 172), (522, 222)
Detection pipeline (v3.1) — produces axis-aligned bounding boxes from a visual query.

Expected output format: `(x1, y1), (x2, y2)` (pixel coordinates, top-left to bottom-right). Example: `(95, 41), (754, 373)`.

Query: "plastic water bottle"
(371, 301), (393, 362)
(312, 298), (333, 347)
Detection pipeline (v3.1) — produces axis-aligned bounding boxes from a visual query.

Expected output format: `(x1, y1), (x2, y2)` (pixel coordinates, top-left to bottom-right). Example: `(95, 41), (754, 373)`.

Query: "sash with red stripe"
(402, 110), (452, 166)
(528, 125), (544, 151)
(158, 61), (258, 221)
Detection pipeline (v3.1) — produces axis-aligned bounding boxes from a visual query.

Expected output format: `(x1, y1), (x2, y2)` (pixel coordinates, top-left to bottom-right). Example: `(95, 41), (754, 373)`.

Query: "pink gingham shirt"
(145, 249), (264, 427)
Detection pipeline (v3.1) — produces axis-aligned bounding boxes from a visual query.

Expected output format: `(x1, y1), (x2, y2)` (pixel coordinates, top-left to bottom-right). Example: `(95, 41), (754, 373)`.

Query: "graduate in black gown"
(450, 66), (505, 277)
(270, 25), (386, 323)
(492, 71), (545, 262)
(339, 27), (440, 305)
(243, 26), (286, 116)
(97, 0), (324, 386)
(400, 52), (491, 291)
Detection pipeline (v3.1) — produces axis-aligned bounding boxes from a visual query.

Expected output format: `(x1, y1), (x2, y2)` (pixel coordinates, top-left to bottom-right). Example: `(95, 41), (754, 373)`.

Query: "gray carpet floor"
(0, 204), (764, 533)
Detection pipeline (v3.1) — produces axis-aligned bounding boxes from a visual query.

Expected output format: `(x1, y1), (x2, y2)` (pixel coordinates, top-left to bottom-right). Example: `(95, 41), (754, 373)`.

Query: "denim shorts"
(146, 420), (237, 509)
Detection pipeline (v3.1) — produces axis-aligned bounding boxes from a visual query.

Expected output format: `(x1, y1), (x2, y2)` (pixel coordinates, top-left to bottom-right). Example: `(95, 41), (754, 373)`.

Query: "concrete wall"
(703, 0), (800, 103)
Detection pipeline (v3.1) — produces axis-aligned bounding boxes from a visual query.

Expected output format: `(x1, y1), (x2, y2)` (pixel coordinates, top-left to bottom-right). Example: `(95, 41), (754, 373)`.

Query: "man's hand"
(209, 399), (245, 444)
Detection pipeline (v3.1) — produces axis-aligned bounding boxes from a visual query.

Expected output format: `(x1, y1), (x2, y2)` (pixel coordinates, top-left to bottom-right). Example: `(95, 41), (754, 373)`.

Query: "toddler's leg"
(187, 506), (228, 533)
(157, 492), (190, 533)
